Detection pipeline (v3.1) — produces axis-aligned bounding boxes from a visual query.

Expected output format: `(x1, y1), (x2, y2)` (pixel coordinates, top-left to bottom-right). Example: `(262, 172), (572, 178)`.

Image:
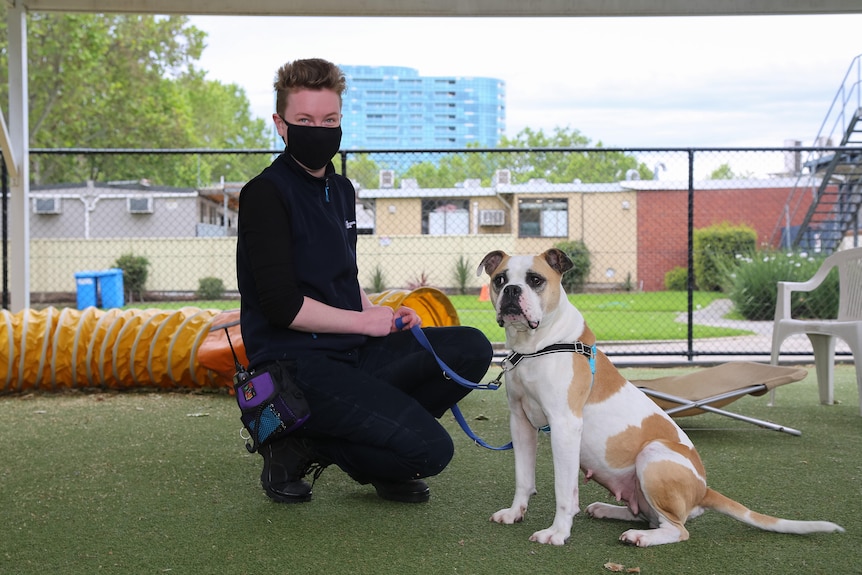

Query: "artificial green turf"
(0, 365), (858, 574)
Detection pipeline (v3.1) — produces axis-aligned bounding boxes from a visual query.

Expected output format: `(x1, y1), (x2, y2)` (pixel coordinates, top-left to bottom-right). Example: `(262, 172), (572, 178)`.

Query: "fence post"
(2, 160), (7, 310)
(686, 149), (695, 361)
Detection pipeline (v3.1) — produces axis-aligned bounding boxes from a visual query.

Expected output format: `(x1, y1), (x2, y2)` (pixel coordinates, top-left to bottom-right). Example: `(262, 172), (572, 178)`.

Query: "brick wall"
(637, 186), (815, 291)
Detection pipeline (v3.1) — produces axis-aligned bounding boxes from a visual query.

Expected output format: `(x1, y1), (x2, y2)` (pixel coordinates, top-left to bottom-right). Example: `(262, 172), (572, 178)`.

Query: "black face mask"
(282, 120), (342, 171)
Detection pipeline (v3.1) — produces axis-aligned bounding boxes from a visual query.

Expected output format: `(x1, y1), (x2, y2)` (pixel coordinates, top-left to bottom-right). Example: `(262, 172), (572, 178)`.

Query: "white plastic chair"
(770, 247), (862, 415)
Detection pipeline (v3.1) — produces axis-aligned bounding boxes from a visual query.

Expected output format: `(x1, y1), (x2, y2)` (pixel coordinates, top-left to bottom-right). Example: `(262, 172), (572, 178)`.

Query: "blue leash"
(396, 318), (512, 450)
(397, 318), (598, 451)
(402, 321), (502, 391)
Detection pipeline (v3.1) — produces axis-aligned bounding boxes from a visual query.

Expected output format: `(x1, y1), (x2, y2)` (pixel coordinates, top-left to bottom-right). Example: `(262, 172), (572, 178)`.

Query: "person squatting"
(235, 57), (493, 504)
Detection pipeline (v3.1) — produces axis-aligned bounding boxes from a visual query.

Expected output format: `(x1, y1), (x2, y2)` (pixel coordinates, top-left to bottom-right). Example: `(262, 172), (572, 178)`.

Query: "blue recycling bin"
(74, 272), (97, 309)
(74, 268), (125, 310)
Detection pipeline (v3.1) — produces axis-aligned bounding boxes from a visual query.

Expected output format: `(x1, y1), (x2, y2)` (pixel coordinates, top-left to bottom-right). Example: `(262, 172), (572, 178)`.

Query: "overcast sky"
(190, 14), (861, 151)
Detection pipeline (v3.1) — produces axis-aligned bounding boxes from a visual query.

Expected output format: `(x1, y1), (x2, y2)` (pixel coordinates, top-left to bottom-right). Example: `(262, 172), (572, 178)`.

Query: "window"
(127, 197), (154, 214)
(422, 199), (469, 235)
(34, 197), (61, 214)
(518, 198), (568, 237)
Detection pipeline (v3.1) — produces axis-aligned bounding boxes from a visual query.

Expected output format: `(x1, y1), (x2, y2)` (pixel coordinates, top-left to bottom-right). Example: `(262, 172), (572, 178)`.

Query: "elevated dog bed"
(632, 362), (808, 436)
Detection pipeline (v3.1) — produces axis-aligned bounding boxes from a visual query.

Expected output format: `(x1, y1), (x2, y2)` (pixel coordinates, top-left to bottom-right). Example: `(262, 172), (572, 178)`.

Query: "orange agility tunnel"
(1, 287), (460, 393)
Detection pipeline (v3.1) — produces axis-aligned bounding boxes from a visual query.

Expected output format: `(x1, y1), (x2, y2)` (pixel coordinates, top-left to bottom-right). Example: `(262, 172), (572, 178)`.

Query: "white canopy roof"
(20, 1), (862, 17)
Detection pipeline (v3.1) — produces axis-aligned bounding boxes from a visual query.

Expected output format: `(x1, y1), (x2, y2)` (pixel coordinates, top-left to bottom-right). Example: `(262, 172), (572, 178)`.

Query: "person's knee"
(413, 429), (455, 478)
(459, 326), (493, 358)
(449, 326), (493, 377)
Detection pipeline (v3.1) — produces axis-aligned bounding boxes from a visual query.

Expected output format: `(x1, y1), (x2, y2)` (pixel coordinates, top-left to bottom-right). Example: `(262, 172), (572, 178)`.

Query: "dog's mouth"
(499, 301), (521, 316)
(497, 303), (540, 330)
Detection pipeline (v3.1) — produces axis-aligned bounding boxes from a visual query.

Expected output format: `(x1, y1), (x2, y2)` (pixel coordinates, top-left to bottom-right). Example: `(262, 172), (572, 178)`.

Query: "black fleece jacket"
(236, 152), (365, 369)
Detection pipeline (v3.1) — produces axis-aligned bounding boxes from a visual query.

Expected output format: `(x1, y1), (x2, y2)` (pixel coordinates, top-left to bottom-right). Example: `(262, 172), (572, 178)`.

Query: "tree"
(342, 153), (385, 190)
(499, 126), (652, 183)
(392, 127), (652, 188)
(177, 69), (271, 184)
(400, 144), (507, 188)
(0, 11), (271, 186)
(708, 162), (753, 180)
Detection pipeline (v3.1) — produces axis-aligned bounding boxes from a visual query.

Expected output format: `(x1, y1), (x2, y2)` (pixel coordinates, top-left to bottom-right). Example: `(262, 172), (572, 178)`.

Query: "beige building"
(357, 170), (638, 290)
(28, 172), (640, 296)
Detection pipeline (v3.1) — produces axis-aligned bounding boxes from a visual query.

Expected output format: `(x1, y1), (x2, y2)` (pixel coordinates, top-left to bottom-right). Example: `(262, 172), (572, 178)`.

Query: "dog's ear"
(542, 248), (574, 275)
(477, 250), (507, 277)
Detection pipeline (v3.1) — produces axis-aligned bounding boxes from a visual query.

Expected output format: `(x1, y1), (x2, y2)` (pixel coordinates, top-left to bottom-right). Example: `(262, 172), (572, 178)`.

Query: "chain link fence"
(5, 146), (858, 361)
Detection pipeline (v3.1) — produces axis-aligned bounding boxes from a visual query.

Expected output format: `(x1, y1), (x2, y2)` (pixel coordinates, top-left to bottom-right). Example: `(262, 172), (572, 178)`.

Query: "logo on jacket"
(345, 220), (357, 229)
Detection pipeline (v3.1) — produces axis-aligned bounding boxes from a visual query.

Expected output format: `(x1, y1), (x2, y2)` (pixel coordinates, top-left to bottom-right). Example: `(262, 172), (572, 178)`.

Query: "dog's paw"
(585, 502), (605, 518)
(586, 502), (638, 522)
(490, 506), (525, 524)
(529, 527), (569, 546)
(619, 527), (682, 547)
(619, 529), (652, 547)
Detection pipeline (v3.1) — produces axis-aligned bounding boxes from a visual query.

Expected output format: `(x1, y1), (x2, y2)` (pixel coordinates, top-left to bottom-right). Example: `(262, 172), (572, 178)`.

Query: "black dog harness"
(504, 342), (597, 373)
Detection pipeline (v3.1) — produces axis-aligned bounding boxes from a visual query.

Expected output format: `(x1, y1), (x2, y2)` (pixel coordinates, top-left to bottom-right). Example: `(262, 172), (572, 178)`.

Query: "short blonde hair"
(274, 58), (346, 116)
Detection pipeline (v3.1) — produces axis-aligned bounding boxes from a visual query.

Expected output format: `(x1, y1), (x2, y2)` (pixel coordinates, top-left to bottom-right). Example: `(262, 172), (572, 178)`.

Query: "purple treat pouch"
(233, 362), (310, 453)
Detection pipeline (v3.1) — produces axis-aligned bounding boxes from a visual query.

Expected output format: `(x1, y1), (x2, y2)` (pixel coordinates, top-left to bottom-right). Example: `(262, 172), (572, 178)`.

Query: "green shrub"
(664, 266), (689, 291)
(370, 266), (386, 294)
(693, 223), (757, 291)
(114, 253), (150, 302)
(553, 240), (591, 293)
(453, 255), (471, 295)
(196, 276), (225, 300)
(725, 250), (838, 321)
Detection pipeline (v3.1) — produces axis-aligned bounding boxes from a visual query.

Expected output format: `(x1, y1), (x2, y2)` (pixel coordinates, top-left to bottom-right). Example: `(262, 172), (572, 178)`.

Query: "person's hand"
(392, 306), (421, 332)
(360, 305), (395, 337)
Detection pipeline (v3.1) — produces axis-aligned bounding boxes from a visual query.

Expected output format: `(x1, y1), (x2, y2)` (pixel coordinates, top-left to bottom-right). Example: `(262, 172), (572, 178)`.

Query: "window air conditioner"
(479, 209), (505, 226)
(127, 197), (154, 214)
(379, 170), (395, 188)
(34, 197), (61, 214)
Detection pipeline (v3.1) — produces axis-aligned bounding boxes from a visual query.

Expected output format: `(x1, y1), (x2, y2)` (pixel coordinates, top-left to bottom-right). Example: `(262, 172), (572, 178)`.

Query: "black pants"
(287, 326), (493, 482)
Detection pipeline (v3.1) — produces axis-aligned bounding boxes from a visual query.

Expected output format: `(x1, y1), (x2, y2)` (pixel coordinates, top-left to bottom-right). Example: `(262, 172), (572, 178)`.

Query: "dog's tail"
(701, 488), (844, 535)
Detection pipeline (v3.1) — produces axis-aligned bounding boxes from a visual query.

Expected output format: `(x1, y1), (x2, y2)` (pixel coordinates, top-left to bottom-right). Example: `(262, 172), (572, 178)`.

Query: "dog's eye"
(493, 273), (506, 289)
(527, 273), (545, 288)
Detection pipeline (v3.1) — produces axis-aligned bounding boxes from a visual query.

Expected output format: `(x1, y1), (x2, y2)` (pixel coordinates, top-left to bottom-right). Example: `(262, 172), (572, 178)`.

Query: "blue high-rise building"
(339, 65), (505, 150)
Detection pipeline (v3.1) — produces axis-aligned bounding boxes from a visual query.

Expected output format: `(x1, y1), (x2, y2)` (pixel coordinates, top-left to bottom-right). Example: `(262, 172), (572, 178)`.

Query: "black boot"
(259, 436), (327, 504)
(370, 479), (431, 503)
(350, 471), (431, 504)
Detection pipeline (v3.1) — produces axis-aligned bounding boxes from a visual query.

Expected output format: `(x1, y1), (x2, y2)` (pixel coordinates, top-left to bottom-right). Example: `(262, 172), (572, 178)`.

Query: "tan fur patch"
(531, 254), (562, 313)
(586, 352), (628, 404)
(567, 355), (594, 417)
(663, 439), (706, 478)
(701, 489), (781, 526)
(605, 414), (685, 470)
(749, 511), (781, 526)
(702, 489), (749, 516)
(641, 458), (705, 529)
(577, 325), (628, 405)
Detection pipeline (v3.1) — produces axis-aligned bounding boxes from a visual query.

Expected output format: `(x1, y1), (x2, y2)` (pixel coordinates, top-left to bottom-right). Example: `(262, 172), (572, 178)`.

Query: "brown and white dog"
(477, 248), (844, 547)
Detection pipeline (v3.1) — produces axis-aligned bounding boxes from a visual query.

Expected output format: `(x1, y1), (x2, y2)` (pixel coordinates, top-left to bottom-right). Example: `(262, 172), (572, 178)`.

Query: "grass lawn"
(450, 290), (747, 343)
(139, 290), (747, 344)
(1, 365), (858, 574)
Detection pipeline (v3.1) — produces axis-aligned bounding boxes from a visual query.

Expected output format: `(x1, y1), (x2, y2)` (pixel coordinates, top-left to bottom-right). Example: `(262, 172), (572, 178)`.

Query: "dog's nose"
(503, 285), (521, 298)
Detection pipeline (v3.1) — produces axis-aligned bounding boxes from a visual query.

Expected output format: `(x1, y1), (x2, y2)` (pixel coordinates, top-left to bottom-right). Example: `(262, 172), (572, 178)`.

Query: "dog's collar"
(504, 342), (597, 374)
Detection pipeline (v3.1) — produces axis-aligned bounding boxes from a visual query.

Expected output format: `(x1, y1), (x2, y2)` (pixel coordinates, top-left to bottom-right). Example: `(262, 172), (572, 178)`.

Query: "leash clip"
(239, 426), (254, 452)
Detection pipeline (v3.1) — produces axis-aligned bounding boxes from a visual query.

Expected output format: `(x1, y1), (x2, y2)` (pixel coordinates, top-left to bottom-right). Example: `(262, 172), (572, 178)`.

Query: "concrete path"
(590, 298), (849, 367)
